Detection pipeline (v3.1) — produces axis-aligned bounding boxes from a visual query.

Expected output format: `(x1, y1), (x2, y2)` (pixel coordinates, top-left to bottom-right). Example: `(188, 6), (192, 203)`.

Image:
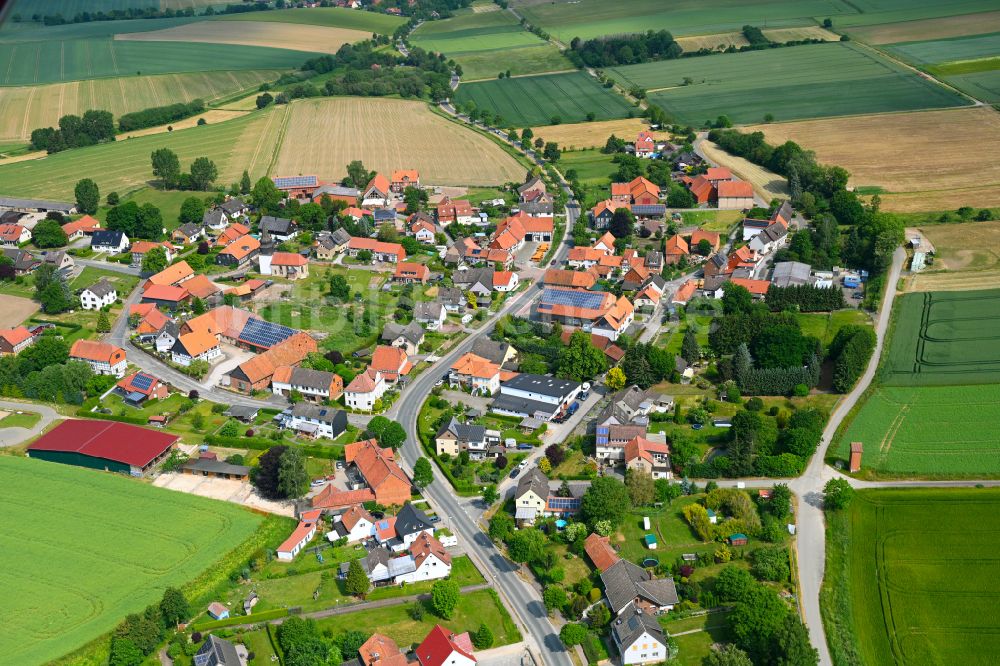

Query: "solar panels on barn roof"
(273, 176), (318, 190)
(547, 497), (581, 509)
(238, 318), (297, 349)
(540, 287), (608, 310)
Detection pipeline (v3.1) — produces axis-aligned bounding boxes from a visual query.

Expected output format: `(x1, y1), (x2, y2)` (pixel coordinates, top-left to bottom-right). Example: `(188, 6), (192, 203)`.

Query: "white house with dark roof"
(91, 230), (129, 253)
(492, 373), (582, 422)
(80, 278), (117, 310)
(612, 605), (669, 665)
(259, 216), (298, 241)
(414, 301), (446, 330)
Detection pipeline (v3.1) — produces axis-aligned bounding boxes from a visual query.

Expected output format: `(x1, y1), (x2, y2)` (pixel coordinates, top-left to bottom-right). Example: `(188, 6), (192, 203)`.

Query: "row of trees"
(829, 325), (876, 393)
(30, 110), (115, 153)
(119, 100), (206, 132)
(108, 588), (189, 666)
(150, 148), (218, 191)
(567, 30), (682, 67)
(106, 200), (165, 241)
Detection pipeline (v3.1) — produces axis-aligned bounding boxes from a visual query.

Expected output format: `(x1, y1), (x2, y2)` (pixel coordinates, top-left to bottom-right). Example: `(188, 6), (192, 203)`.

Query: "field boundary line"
(265, 104), (292, 177)
(20, 86), (36, 142)
(32, 44), (40, 85)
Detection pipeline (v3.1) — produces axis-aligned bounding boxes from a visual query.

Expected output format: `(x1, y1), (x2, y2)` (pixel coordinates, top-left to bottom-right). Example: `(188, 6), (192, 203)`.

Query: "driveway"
(203, 344), (255, 389)
(153, 472), (295, 516)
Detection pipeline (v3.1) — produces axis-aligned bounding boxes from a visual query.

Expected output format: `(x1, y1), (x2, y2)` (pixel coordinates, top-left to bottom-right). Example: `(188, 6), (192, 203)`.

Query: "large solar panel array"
(131, 373), (154, 391)
(238, 318), (297, 349)
(272, 175), (318, 189)
(541, 288), (608, 310)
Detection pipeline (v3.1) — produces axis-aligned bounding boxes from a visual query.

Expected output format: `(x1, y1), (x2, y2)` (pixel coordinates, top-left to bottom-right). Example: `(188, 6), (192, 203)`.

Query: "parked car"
(310, 479), (326, 487)
(516, 443), (532, 450)
(429, 515), (440, 523)
(509, 468), (520, 479)
(335, 461), (344, 469)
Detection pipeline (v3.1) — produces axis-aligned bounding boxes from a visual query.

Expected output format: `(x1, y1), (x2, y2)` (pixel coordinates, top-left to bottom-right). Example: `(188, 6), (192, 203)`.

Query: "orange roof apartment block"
(345, 438), (411, 507)
(390, 169), (420, 193)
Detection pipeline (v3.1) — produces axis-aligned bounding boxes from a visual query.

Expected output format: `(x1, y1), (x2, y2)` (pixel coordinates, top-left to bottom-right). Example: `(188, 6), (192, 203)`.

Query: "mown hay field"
(0, 104), (286, 199)
(454, 71), (635, 127)
(847, 10), (1000, 44)
(698, 139), (790, 201)
(0, 37), (309, 86)
(883, 288), (1000, 386)
(216, 6), (406, 33)
(745, 107), (1000, 212)
(0, 70), (278, 142)
(675, 26), (837, 54)
(906, 222), (1000, 292)
(272, 97), (523, 186)
(0, 456), (262, 665)
(411, 8), (571, 81)
(824, 488), (1000, 664)
(606, 42), (968, 125)
(116, 20), (371, 54)
(530, 118), (650, 150)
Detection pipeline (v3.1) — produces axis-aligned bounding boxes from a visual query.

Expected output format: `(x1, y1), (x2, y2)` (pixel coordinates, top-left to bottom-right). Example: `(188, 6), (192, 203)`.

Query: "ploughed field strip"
(884, 289), (1000, 386)
(836, 489), (1000, 665)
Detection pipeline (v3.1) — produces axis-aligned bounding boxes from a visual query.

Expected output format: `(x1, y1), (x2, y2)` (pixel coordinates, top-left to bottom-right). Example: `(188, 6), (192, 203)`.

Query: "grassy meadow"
(455, 71), (636, 127)
(0, 104), (286, 199)
(411, 6), (571, 80)
(0, 456), (262, 665)
(822, 488), (1000, 665)
(606, 42), (968, 125)
(887, 31), (1000, 66)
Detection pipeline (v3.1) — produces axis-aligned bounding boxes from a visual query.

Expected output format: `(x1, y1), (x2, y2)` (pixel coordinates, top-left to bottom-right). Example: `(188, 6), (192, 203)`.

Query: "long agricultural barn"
(26, 420), (178, 476)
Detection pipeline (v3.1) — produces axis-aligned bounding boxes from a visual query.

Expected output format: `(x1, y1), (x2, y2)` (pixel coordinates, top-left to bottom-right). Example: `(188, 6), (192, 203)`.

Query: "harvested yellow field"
(848, 11), (1000, 45)
(676, 32), (748, 52)
(0, 70), (278, 142)
(531, 118), (652, 149)
(905, 221), (1000, 292)
(746, 108), (1000, 212)
(273, 97), (524, 186)
(698, 138), (789, 201)
(116, 21), (369, 54)
(763, 26), (839, 42)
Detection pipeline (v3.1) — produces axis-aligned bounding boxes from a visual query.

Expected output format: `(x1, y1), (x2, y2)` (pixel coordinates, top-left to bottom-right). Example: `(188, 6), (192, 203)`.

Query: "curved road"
(386, 206), (577, 664)
(0, 400), (60, 447)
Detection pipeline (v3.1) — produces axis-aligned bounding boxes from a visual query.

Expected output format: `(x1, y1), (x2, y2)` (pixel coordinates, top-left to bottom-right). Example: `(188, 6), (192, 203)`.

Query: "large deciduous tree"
(74, 178), (99, 214)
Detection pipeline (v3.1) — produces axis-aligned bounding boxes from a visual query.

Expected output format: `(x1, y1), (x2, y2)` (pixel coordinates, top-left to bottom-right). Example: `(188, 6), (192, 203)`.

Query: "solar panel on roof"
(238, 318), (297, 349)
(272, 176), (318, 189)
(541, 288), (608, 310)
(548, 497), (580, 509)
(131, 373), (154, 391)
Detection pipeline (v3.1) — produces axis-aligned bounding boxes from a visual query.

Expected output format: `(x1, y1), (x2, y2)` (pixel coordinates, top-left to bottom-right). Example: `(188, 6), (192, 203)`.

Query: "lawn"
(606, 42), (968, 125)
(661, 611), (734, 666)
(794, 309), (871, 348)
(559, 148), (617, 185)
(0, 410), (40, 429)
(310, 588), (520, 649)
(821, 488), (1000, 666)
(0, 456), (263, 665)
(256, 267), (403, 355)
(832, 384), (1000, 477)
(94, 187), (209, 231)
(883, 288), (1000, 386)
(0, 105), (285, 200)
(454, 71), (637, 127)
(0, 37), (311, 86)
(680, 209), (743, 232)
(411, 7), (571, 81)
